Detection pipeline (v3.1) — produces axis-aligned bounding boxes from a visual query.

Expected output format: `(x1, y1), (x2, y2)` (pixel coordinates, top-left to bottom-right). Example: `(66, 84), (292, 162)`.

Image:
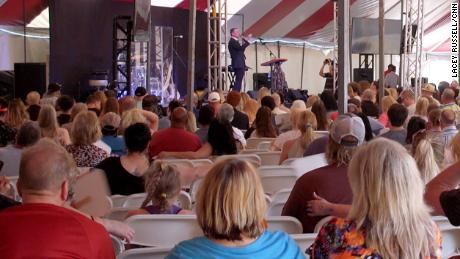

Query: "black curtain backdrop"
(49, 0), (208, 100)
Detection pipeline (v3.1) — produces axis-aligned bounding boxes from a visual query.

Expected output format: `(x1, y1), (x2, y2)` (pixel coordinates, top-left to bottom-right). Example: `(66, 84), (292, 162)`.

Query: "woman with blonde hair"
(62, 103), (88, 133)
(167, 159), (303, 258)
(38, 105), (71, 146)
(279, 111), (317, 164)
(309, 138), (441, 259)
(119, 109), (148, 135)
(257, 87), (270, 104)
(5, 99), (29, 129)
(66, 111), (108, 167)
(242, 98), (259, 124)
(412, 131), (442, 184)
(415, 96), (430, 121)
(378, 95), (396, 127)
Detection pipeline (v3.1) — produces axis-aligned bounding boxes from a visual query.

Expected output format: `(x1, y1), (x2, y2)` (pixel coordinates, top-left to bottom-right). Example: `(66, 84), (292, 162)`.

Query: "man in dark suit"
(228, 28), (251, 92)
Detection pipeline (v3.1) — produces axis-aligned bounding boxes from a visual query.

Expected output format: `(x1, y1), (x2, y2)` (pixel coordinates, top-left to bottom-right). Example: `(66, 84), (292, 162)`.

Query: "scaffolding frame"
(401, 0), (425, 99)
(207, 0), (228, 91)
(112, 16), (133, 96)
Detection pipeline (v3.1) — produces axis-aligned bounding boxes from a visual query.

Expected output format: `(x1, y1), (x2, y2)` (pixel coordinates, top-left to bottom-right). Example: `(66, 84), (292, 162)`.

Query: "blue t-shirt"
(166, 231), (304, 259)
(101, 136), (126, 156)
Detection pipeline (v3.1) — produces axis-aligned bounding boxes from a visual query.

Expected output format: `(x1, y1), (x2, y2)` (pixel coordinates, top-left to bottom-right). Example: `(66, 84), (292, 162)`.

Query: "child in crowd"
(127, 162), (192, 217)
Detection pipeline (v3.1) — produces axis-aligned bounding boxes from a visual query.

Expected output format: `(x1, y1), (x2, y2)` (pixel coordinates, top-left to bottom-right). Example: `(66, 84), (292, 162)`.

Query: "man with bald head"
(440, 109), (458, 148)
(0, 139), (114, 258)
(148, 107), (202, 158)
(441, 88), (460, 113)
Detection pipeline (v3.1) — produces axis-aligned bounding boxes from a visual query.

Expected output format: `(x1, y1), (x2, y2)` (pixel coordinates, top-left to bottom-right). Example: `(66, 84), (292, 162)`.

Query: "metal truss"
(401, 0), (425, 99)
(112, 16), (133, 96)
(207, 0), (228, 91)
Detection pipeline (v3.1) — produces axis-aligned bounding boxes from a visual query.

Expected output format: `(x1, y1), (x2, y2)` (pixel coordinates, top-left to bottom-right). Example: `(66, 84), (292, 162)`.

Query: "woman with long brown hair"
(249, 106), (277, 138)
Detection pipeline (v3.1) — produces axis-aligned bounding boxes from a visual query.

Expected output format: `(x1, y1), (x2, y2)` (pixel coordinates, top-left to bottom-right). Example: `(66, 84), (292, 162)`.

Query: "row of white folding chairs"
(123, 214), (303, 247)
(110, 191), (192, 210)
(117, 233), (317, 259)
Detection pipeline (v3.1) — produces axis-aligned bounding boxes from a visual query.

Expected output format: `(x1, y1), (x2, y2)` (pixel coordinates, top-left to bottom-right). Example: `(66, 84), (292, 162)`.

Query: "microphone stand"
(259, 39), (278, 88)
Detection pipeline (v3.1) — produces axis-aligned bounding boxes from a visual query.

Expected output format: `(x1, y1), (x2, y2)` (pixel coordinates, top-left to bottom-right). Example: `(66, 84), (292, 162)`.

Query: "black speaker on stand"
(14, 63), (47, 101)
(252, 73), (270, 90)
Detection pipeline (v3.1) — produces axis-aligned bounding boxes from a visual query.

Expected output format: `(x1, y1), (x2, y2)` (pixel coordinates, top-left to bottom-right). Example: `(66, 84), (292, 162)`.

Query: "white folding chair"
(189, 177), (204, 203)
(258, 166), (297, 176)
(118, 247), (173, 259)
(314, 131), (329, 138)
(6, 176), (18, 187)
(291, 233), (317, 254)
(157, 159), (195, 168)
(257, 141), (272, 150)
(281, 158), (296, 166)
(256, 151), (282, 166)
(313, 216), (335, 233)
(110, 235), (125, 256)
(271, 188), (292, 203)
(125, 215), (203, 247)
(288, 153), (328, 177)
(239, 149), (266, 154)
(215, 154), (261, 168)
(176, 190), (192, 210)
(6, 176), (19, 201)
(259, 171), (298, 195)
(105, 207), (135, 221)
(247, 138), (275, 149)
(122, 193), (148, 208)
(110, 195), (128, 208)
(72, 170), (112, 217)
(189, 159), (213, 167)
(441, 227), (460, 259)
(266, 216), (303, 234)
(266, 201), (286, 216)
(433, 216), (456, 230)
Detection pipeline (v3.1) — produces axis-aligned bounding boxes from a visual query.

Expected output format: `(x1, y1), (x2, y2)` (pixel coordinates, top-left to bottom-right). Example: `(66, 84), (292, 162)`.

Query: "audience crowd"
(0, 79), (460, 258)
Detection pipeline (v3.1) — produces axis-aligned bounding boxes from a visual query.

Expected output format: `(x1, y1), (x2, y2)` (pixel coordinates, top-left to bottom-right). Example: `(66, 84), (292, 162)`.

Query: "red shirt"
(149, 128), (202, 157)
(0, 203), (115, 259)
(282, 163), (352, 233)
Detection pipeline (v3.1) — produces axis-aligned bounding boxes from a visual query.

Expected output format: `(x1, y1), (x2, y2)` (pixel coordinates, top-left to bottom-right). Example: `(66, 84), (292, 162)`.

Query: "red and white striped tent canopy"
(0, 0), (453, 52)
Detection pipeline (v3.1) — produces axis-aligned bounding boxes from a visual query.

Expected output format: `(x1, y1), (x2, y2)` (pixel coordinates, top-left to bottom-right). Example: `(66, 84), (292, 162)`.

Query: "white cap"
(330, 114), (365, 147)
(208, 92), (221, 103)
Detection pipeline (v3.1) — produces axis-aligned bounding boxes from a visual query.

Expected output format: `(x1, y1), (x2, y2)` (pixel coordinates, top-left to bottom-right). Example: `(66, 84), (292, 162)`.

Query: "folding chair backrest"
(313, 216), (335, 233)
(247, 138), (275, 149)
(240, 149), (266, 154)
(157, 159), (195, 168)
(176, 191), (192, 210)
(258, 166), (297, 176)
(271, 188), (293, 203)
(72, 170), (112, 217)
(125, 215), (203, 247)
(215, 154), (261, 168)
(110, 195), (128, 208)
(118, 247), (173, 259)
(106, 207), (135, 221)
(441, 228), (460, 259)
(257, 141), (272, 150)
(189, 159), (213, 167)
(259, 171), (298, 195)
(266, 201), (286, 216)
(256, 151), (282, 166)
(291, 233), (317, 256)
(123, 193), (148, 208)
(289, 153), (328, 177)
(432, 216), (455, 230)
(110, 235), (125, 256)
(266, 216), (303, 234)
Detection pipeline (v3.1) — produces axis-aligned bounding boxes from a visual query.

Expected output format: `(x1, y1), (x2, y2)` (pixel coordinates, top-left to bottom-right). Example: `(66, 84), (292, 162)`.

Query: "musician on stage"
(228, 28), (251, 92)
(319, 58), (336, 91)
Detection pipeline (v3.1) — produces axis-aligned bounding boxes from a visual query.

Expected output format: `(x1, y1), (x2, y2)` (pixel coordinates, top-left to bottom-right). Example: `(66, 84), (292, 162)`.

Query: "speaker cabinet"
(14, 63), (47, 101)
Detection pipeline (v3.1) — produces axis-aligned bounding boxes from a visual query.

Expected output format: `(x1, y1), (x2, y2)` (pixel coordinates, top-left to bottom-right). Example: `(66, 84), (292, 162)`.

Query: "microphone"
(174, 35), (184, 39)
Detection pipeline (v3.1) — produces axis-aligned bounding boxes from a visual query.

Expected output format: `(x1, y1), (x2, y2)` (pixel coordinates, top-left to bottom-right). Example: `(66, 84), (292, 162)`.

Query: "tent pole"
(338, 0), (350, 114)
(379, 0), (385, 104)
(300, 42), (305, 89)
(187, 0), (197, 112)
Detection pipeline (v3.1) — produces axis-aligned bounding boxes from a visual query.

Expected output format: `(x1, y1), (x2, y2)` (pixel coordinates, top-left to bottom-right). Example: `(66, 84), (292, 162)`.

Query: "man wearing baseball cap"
(208, 91), (222, 116)
(282, 114), (365, 233)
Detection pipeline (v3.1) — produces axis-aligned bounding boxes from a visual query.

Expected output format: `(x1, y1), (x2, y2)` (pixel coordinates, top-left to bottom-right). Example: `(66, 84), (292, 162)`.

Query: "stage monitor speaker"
(253, 73), (270, 90)
(353, 68), (374, 83)
(14, 63), (47, 101)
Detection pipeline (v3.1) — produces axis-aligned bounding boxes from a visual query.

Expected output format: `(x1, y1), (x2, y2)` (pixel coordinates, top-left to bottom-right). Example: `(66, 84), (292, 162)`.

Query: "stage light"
(150, 0), (182, 8)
